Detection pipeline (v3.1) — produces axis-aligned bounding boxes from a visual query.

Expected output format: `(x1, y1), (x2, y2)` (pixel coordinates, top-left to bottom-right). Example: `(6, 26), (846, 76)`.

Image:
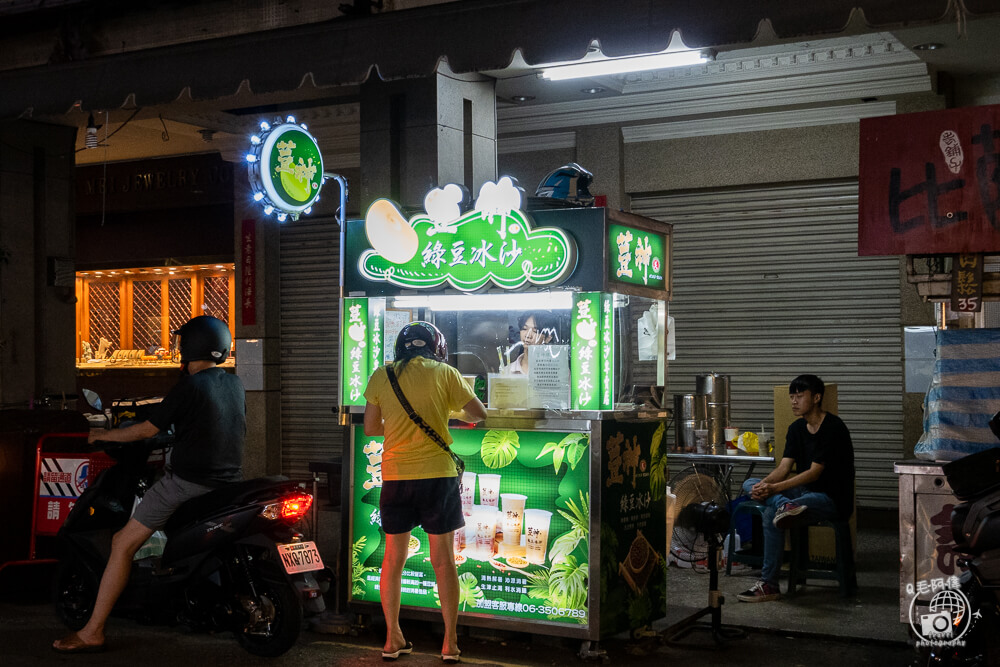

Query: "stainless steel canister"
(696, 373), (730, 455)
(673, 393), (708, 452)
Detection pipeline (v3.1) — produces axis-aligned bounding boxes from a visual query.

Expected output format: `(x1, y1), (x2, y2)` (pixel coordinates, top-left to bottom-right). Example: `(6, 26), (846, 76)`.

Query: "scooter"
(52, 431), (328, 657)
(919, 413), (1000, 666)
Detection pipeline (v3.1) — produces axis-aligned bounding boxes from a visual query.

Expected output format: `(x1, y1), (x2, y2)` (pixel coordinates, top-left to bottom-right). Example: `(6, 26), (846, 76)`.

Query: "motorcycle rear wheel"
(52, 560), (99, 631)
(234, 563), (303, 657)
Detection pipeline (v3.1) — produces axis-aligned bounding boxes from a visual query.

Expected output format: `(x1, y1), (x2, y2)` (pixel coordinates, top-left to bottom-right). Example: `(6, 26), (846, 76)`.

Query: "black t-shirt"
(783, 413), (855, 519)
(148, 367), (246, 487)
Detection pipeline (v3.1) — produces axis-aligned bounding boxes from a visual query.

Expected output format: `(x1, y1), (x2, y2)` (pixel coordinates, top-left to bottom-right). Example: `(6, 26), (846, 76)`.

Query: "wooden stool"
(726, 500), (766, 575)
(787, 519), (857, 597)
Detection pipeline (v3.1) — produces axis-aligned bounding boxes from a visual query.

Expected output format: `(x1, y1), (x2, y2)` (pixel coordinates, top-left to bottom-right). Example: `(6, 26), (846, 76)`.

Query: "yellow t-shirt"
(363, 357), (476, 481)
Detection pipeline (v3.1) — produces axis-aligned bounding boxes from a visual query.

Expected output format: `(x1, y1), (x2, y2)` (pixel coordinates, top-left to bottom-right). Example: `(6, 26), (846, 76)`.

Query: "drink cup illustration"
(472, 504), (498, 558)
(524, 509), (553, 564)
(500, 493), (527, 545)
(461, 472), (477, 515)
(478, 474), (502, 508)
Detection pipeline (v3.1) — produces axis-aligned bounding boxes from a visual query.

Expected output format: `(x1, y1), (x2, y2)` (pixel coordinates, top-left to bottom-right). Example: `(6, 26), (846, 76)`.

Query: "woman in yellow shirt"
(364, 322), (487, 663)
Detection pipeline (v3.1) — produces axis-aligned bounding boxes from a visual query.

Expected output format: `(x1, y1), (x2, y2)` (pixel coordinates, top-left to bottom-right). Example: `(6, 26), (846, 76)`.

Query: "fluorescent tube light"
(540, 50), (713, 81)
(391, 291), (575, 312)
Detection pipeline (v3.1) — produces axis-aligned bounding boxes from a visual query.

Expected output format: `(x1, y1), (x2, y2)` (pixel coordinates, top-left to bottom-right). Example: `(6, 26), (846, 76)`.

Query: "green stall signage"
(246, 120), (324, 221)
(341, 298), (369, 406)
(608, 223), (666, 290)
(358, 178), (578, 292)
(571, 293), (601, 410)
(600, 293), (614, 410)
(350, 427), (591, 626)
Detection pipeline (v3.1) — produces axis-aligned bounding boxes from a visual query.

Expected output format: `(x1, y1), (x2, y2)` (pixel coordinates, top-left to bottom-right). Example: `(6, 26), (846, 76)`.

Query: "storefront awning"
(2, 0), (998, 119)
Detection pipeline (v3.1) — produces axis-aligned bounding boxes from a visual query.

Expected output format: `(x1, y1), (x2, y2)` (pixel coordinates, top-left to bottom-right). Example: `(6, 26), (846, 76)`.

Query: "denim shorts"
(380, 476), (465, 535)
(132, 469), (215, 530)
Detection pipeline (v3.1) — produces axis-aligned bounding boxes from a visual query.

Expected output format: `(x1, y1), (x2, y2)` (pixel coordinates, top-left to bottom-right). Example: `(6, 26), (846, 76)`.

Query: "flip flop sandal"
(382, 641), (414, 661)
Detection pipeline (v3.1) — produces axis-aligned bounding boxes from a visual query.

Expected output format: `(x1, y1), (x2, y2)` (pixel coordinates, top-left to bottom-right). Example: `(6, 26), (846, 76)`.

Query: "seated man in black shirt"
(54, 316), (245, 653)
(736, 374), (855, 603)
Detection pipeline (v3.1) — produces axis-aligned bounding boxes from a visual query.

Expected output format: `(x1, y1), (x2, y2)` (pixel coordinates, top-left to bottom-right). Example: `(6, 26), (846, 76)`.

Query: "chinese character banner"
(859, 104), (1000, 255)
(350, 427), (591, 627)
(598, 420), (669, 637)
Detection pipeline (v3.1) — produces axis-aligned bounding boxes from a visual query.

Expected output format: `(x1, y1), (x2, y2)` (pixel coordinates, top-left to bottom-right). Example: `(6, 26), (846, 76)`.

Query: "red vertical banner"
(241, 219), (257, 326)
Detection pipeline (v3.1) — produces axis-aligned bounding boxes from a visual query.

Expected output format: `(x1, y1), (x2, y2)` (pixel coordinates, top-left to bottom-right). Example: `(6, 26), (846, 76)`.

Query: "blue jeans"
(741, 478), (839, 586)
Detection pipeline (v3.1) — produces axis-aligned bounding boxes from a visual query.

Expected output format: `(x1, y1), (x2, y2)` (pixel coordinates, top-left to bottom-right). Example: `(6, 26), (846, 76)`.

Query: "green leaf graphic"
(481, 430), (520, 468)
(458, 572), (485, 611)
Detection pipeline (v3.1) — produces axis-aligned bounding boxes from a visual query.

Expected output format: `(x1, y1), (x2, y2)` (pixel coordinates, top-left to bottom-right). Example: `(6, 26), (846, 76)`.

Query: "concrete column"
(576, 125), (624, 211)
(233, 174), (282, 478)
(0, 120), (77, 406)
(360, 63), (497, 211)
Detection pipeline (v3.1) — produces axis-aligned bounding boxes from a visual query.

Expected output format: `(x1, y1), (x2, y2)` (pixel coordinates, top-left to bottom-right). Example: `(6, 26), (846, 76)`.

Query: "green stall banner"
(608, 223), (666, 290)
(350, 427), (591, 627)
(368, 298), (385, 376)
(598, 419), (669, 637)
(571, 293), (601, 410)
(342, 298), (369, 406)
(600, 293), (614, 410)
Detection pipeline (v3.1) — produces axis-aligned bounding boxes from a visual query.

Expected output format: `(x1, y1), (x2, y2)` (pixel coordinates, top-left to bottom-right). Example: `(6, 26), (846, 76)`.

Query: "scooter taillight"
(261, 492), (314, 523)
(279, 493), (313, 522)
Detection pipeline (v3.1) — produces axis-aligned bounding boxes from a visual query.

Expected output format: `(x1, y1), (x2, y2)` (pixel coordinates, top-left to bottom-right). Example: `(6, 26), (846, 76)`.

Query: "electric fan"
(668, 466), (729, 567)
(664, 465), (745, 647)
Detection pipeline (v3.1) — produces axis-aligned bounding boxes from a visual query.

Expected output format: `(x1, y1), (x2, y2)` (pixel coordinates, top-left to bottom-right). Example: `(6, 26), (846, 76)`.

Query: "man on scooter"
(54, 315), (245, 654)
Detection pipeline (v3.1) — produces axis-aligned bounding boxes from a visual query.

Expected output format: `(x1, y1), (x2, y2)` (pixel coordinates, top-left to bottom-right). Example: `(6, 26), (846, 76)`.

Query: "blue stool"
(787, 519), (858, 597)
(725, 500), (766, 575)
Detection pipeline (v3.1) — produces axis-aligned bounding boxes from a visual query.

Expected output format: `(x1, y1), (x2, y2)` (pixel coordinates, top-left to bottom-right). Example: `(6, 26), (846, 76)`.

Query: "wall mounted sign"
(240, 219), (257, 326)
(246, 118), (324, 222)
(608, 223), (666, 290)
(952, 253), (984, 313)
(859, 104), (1000, 255)
(358, 178), (578, 292)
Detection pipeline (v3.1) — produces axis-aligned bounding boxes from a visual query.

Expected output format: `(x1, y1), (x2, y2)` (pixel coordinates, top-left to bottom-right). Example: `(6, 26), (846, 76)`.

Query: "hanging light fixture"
(540, 49), (714, 81)
(538, 32), (714, 81)
(85, 113), (99, 149)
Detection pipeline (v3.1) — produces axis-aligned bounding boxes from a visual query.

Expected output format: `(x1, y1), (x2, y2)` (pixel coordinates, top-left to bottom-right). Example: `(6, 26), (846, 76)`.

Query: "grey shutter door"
(279, 216), (343, 481)
(631, 180), (902, 508)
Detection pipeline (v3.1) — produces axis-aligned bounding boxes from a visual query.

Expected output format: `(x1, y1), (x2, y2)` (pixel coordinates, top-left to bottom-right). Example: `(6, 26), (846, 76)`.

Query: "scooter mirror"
(82, 388), (103, 412)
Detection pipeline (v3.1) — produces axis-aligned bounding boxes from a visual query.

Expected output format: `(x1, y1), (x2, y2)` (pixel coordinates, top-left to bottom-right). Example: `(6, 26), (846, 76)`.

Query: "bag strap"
(385, 365), (450, 451)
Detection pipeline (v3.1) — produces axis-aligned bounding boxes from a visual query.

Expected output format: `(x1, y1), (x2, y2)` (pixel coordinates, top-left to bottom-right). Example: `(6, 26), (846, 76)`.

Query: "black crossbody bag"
(384, 365), (466, 487)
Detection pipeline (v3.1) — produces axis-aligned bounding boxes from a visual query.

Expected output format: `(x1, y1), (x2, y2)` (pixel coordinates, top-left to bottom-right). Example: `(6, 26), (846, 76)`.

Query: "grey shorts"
(132, 469), (215, 530)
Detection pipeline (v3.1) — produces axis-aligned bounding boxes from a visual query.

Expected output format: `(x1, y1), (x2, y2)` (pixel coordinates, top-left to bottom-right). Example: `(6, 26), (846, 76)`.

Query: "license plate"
(276, 541), (324, 574)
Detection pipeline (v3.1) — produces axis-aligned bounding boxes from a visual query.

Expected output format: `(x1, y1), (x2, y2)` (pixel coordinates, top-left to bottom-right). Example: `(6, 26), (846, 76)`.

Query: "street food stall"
(339, 178), (674, 643)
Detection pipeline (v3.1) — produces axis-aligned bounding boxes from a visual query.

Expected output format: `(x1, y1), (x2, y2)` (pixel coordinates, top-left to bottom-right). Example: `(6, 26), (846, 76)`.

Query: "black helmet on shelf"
(394, 321), (448, 362)
(172, 315), (231, 364)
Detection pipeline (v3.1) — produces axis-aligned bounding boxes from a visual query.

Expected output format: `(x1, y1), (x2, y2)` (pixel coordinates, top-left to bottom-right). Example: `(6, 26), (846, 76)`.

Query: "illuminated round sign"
(246, 118), (324, 221)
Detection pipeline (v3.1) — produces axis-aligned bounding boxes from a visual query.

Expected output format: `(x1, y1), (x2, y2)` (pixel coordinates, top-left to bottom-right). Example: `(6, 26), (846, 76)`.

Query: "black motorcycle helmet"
(394, 321), (448, 362)
(173, 315), (231, 365)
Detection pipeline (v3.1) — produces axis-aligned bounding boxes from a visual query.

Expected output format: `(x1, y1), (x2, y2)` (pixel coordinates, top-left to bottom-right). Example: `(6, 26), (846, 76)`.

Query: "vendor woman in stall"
(501, 311), (561, 375)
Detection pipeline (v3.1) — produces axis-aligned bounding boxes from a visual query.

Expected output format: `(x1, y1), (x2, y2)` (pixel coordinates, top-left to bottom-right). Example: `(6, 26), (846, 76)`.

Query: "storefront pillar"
(0, 120), (77, 406)
(576, 125), (625, 211)
(234, 180), (282, 478)
(359, 64), (497, 210)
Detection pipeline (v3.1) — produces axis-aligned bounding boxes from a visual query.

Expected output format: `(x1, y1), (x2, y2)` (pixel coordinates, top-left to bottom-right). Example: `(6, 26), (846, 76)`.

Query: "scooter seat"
(164, 475), (295, 532)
